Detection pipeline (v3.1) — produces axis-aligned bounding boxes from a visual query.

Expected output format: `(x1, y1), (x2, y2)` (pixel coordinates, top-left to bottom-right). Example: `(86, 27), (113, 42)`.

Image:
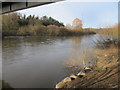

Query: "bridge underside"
(1, 0), (62, 14)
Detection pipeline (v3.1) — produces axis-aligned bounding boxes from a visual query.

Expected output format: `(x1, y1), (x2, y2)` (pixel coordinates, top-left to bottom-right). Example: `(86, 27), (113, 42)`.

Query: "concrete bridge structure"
(1, 0), (63, 14)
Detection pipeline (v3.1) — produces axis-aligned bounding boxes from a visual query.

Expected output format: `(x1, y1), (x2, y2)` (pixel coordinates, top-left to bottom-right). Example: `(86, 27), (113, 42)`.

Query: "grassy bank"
(3, 25), (96, 37)
(56, 41), (119, 88)
(2, 13), (96, 37)
(95, 24), (119, 40)
(56, 24), (119, 88)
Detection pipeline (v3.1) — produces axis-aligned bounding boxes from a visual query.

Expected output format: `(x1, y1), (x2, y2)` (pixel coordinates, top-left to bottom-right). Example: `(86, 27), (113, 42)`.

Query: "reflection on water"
(2, 34), (107, 88)
(66, 35), (98, 69)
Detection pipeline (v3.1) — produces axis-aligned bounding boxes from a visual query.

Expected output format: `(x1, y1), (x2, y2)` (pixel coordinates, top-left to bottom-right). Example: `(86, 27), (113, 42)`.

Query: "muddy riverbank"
(55, 44), (119, 88)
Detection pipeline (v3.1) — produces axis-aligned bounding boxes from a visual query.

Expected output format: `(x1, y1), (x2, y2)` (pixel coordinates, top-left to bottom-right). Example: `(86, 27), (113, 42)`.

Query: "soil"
(56, 46), (119, 88)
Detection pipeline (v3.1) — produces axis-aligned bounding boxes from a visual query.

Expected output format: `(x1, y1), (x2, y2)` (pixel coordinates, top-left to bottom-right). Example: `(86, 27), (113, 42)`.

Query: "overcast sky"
(17, 0), (118, 28)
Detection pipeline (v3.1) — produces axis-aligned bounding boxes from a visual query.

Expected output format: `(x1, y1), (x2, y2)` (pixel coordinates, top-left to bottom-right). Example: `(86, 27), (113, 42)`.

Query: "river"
(2, 34), (110, 88)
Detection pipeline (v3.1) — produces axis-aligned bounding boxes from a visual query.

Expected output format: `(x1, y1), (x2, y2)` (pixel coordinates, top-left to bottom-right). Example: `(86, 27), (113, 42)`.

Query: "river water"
(2, 34), (110, 88)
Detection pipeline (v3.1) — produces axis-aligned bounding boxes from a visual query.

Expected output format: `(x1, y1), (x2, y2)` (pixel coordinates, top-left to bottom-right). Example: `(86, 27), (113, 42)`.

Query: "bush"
(2, 13), (96, 37)
(17, 25), (47, 36)
(33, 25), (47, 36)
(47, 25), (60, 36)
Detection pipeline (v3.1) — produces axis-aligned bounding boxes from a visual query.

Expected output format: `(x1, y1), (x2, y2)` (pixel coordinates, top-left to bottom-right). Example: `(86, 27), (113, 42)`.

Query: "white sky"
(17, 0), (119, 28)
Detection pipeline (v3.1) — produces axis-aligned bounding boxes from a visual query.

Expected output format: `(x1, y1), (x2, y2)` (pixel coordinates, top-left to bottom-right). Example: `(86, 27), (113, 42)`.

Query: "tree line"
(2, 13), (64, 36)
(2, 13), (95, 37)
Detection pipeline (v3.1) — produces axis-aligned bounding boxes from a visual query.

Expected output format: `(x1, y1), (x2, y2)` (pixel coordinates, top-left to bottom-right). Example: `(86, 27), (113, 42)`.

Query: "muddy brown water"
(2, 34), (111, 88)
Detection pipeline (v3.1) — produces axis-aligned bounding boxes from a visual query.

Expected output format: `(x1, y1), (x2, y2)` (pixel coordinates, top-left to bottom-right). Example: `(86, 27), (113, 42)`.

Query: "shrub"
(47, 25), (60, 36)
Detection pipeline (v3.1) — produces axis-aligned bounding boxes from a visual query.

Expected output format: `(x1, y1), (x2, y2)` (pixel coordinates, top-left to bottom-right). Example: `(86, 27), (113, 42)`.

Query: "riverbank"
(2, 34), (119, 88)
(55, 42), (119, 88)
(2, 25), (96, 38)
(2, 13), (96, 37)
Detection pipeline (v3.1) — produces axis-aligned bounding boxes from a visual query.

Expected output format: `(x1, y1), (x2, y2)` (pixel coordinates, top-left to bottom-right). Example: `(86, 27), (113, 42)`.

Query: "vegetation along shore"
(2, 12), (119, 89)
(55, 24), (120, 88)
(2, 13), (95, 37)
